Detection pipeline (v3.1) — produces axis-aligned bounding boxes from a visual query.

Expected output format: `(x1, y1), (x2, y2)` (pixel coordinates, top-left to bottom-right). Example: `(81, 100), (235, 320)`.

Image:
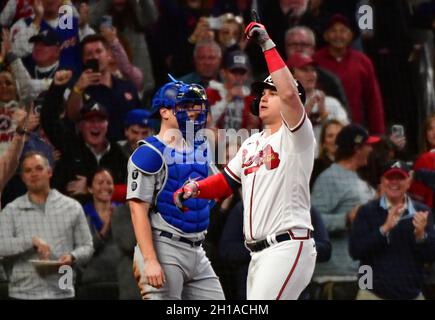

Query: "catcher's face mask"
(174, 84), (209, 142)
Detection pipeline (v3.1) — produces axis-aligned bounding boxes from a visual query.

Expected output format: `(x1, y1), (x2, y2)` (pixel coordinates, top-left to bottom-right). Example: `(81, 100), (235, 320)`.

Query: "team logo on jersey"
(131, 181), (137, 191)
(242, 144), (281, 175)
(132, 170), (139, 180)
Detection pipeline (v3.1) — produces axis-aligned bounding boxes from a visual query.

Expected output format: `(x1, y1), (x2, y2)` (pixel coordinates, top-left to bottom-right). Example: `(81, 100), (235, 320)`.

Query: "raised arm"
(244, 20), (305, 128)
(0, 109), (27, 192)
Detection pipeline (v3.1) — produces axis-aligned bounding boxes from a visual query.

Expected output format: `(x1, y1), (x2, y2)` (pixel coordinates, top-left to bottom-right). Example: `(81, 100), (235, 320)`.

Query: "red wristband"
(264, 48), (286, 74)
(196, 172), (233, 200)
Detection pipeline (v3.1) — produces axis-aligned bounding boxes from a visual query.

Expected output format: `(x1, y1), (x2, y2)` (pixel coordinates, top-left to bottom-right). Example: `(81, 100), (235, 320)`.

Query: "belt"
(245, 229), (313, 253)
(159, 231), (203, 247)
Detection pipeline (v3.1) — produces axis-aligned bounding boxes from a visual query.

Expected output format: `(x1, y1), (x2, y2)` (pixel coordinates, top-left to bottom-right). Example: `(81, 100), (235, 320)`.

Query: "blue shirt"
(24, 16), (81, 77)
(350, 197), (435, 299)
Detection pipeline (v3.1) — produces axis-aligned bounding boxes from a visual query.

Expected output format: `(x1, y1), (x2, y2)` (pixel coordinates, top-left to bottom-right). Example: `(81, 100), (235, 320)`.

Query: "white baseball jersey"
(225, 113), (315, 242)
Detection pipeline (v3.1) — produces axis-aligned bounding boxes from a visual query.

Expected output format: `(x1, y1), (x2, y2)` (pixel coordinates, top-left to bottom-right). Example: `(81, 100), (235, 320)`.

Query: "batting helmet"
(250, 75), (306, 116)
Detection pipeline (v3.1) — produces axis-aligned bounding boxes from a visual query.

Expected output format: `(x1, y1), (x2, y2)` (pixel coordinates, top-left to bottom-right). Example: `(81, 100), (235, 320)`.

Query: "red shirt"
(410, 150), (435, 208)
(314, 47), (385, 134)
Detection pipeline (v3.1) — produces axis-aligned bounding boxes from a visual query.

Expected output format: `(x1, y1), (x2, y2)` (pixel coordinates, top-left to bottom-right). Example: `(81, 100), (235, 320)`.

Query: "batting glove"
(173, 179), (200, 212)
(244, 22), (275, 52)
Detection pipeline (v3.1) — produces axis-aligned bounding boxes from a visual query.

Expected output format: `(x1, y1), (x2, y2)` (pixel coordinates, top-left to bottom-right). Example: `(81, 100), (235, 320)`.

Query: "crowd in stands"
(0, 0), (435, 300)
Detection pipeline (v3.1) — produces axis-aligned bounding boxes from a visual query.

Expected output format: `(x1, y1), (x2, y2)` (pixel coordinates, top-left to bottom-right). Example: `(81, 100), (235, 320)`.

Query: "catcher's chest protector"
(147, 136), (210, 233)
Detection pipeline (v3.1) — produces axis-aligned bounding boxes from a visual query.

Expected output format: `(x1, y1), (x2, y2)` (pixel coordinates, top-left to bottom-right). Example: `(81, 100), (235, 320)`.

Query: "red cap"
(382, 161), (411, 179)
(366, 136), (381, 145)
(287, 53), (316, 69)
(325, 14), (352, 31)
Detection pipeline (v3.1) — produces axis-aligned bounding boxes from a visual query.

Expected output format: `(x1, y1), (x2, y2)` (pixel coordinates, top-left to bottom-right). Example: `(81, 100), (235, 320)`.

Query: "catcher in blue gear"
(126, 76), (224, 300)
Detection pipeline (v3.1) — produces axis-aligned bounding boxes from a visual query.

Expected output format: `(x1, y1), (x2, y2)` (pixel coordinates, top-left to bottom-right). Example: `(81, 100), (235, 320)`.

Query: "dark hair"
(318, 119), (344, 160)
(80, 34), (110, 56)
(87, 167), (114, 188)
(109, 1), (141, 33)
(358, 136), (395, 189)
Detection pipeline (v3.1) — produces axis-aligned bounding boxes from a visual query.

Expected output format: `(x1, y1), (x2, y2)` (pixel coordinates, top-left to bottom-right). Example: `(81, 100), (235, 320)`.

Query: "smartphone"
(208, 16), (222, 30)
(33, 95), (45, 114)
(100, 15), (113, 28)
(391, 124), (405, 138)
(83, 59), (99, 72)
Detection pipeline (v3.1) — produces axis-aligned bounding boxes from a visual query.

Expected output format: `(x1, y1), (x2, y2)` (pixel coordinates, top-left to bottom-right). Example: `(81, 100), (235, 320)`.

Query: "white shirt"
(225, 114), (315, 241)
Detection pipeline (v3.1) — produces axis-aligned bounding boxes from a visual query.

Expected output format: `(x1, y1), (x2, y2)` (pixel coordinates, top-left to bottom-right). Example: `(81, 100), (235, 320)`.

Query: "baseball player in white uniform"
(174, 18), (317, 300)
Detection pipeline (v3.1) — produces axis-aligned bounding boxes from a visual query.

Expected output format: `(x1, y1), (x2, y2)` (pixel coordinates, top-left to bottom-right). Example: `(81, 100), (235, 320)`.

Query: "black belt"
(245, 230), (313, 253)
(159, 231), (203, 247)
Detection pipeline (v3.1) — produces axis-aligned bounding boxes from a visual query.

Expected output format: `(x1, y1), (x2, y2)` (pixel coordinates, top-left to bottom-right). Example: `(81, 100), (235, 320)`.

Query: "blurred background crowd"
(0, 0), (435, 300)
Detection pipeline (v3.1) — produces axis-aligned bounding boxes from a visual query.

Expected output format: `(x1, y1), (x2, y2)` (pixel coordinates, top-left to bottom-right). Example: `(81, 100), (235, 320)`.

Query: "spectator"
(117, 108), (154, 158)
(10, 0), (81, 75)
(207, 50), (253, 131)
(410, 114), (435, 209)
(1, 103), (53, 207)
(0, 70), (20, 155)
(89, 0), (158, 94)
(78, 2), (95, 41)
(413, 169), (435, 192)
(40, 69), (128, 201)
(179, 40), (223, 88)
(287, 52), (349, 151)
(314, 14), (385, 134)
(153, 0), (210, 82)
(99, 26), (144, 92)
(0, 58), (54, 207)
(77, 168), (121, 299)
(358, 136), (397, 192)
(310, 119), (343, 189)
(284, 26), (349, 110)
(0, 108), (28, 198)
(6, 29), (62, 101)
(311, 124), (379, 299)
(350, 160), (435, 300)
(0, 151), (93, 300)
(188, 16), (217, 46)
(66, 34), (141, 141)
(0, 0), (34, 27)
(0, 107), (28, 295)
(215, 13), (246, 54)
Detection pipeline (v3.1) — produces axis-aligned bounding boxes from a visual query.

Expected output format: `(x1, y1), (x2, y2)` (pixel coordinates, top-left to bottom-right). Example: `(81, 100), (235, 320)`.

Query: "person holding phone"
(350, 160), (435, 300)
(389, 124), (407, 152)
(89, 0), (158, 94)
(99, 19), (144, 92)
(66, 34), (141, 141)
